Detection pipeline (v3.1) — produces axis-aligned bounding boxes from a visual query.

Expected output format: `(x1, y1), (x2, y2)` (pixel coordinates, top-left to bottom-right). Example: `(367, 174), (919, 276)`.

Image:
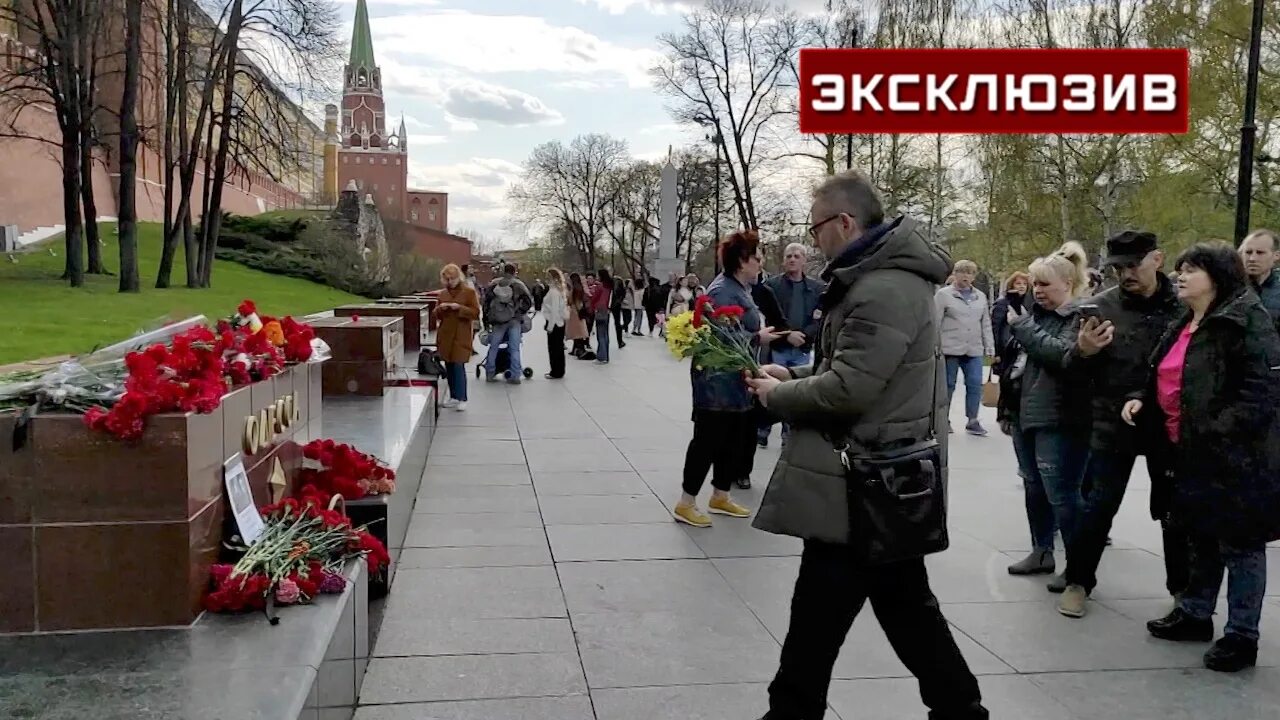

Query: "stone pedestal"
(310, 316), (405, 397)
(0, 362), (323, 633)
(334, 303), (430, 352)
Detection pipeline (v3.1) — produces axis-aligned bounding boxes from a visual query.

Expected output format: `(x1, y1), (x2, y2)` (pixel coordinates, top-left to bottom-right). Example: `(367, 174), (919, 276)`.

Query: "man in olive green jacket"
(746, 171), (988, 720)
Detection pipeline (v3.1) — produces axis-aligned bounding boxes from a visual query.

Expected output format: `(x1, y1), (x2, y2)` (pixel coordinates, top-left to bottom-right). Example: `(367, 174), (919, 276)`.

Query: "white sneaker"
(441, 398), (459, 408)
(455, 401), (467, 411)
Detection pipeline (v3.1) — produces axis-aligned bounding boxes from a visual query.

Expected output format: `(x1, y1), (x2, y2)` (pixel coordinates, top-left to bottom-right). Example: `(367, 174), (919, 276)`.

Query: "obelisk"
(653, 147), (684, 281)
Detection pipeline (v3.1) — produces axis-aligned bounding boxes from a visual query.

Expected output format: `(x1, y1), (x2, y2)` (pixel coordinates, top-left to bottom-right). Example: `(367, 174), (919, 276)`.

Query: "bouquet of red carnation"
(295, 439), (397, 503)
(83, 325), (228, 440)
(204, 497), (389, 618)
(665, 296), (761, 377)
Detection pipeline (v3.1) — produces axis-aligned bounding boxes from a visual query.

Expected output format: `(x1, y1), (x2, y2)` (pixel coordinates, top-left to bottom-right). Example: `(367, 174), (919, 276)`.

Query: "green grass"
(0, 222), (365, 365)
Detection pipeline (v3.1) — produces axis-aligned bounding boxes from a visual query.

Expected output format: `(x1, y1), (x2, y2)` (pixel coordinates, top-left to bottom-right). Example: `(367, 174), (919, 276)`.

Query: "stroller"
(476, 313), (535, 380)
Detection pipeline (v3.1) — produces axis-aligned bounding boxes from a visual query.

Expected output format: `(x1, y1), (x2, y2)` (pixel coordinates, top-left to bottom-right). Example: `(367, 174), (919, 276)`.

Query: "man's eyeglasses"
(808, 214), (841, 239)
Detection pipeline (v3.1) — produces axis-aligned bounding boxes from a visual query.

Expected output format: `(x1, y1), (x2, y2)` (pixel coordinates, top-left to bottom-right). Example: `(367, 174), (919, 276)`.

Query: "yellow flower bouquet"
(665, 296), (760, 376)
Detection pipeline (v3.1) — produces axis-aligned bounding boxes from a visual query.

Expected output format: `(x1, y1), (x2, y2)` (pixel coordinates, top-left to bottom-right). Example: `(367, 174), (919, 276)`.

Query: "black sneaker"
(736, 477), (752, 490)
(965, 420), (988, 436)
(757, 435), (768, 448)
(1204, 634), (1258, 672)
(1146, 608), (1214, 642)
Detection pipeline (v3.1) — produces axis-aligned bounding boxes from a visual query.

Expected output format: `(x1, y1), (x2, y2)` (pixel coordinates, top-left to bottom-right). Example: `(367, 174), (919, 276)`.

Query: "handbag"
(981, 366), (1000, 408)
(417, 348), (446, 376)
(831, 346), (949, 565)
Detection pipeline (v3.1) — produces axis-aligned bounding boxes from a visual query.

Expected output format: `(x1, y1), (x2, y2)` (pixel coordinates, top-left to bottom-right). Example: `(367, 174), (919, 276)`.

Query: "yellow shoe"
(708, 495), (752, 518)
(673, 502), (712, 528)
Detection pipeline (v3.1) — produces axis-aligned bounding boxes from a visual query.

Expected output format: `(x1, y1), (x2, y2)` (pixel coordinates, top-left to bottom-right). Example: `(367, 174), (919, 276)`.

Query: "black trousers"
(646, 309), (659, 333)
(611, 308), (627, 343)
(547, 324), (565, 378)
(1064, 450), (1189, 595)
(768, 542), (988, 720)
(682, 409), (754, 496)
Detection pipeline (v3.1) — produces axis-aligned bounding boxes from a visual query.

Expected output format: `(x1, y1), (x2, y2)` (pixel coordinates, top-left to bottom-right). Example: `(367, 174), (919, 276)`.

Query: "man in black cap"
(1055, 230), (1188, 618)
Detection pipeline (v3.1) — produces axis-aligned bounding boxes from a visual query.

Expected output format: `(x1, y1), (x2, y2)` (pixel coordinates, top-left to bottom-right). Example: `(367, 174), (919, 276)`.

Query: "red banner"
(798, 48), (1190, 134)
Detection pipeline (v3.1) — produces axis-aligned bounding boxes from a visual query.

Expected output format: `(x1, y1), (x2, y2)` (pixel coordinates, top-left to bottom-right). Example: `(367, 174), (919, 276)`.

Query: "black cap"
(1103, 231), (1158, 267)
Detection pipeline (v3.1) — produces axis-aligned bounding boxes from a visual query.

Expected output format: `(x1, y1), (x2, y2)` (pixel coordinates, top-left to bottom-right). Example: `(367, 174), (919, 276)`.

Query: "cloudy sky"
(343, 0), (723, 245)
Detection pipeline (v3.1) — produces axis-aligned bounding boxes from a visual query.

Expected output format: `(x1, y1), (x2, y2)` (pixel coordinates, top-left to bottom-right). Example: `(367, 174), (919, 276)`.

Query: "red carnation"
(712, 305), (745, 322)
(238, 300), (257, 317)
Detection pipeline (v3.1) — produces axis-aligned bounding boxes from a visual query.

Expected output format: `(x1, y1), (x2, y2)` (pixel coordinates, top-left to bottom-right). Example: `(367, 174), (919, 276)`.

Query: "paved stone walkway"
(355, 322), (1280, 720)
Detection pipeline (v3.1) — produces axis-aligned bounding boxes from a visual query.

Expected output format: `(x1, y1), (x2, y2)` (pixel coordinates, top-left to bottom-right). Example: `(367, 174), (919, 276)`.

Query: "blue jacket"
(691, 273), (761, 412)
(763, 273), (824, 351)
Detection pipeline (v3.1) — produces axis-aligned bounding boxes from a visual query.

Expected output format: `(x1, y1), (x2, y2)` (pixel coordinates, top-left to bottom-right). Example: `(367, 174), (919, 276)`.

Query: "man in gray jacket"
(746, 171), (988, 720)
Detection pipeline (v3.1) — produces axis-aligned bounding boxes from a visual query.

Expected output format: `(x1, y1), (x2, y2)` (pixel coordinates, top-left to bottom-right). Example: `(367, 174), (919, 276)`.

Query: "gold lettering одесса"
(242, 392), (301, 454)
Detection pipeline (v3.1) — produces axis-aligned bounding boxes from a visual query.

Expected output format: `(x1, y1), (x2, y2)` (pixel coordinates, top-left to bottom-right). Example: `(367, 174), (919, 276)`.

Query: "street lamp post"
(1233, 0), (1265, 245)
(707, 130), (723, 275)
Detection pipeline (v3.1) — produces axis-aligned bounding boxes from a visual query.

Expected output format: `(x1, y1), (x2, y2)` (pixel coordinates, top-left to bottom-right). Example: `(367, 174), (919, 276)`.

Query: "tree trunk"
(117, 0), (142, 293)
(197, 0), (245, 288)
(61, 136), (85, 288)
(1056, 135), (1070, 244)
(80, 135), (106, 275)
(156, 0), (180, 288)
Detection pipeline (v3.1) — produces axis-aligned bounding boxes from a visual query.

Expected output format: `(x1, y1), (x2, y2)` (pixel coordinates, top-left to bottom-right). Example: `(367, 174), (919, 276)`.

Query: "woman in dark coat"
(1124, 241), (1280, 672)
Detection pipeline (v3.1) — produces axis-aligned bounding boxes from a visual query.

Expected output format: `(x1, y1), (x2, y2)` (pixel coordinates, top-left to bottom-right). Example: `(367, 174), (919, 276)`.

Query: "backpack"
(487, 278), (530, 324)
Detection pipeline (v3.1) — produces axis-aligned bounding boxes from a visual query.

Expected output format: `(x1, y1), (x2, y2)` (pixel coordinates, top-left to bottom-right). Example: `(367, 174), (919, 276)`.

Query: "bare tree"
(0, 0), (112, 286)
(116, 0), (144, 292)
(775, 0), (863, 175)
(186, 0), (341, 287)
(454, 227), (505, 257)
(508, 134), (632, 270)
(652, 0), (805, 231)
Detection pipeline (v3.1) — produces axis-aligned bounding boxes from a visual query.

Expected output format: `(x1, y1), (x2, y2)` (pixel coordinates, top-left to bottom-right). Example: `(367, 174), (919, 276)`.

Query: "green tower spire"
(348, 0), (376, 72)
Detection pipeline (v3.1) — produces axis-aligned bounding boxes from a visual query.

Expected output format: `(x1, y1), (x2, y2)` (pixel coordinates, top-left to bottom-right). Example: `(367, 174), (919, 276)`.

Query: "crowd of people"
(930, 226), (1280, 676)
(430, 169), (1280, 718)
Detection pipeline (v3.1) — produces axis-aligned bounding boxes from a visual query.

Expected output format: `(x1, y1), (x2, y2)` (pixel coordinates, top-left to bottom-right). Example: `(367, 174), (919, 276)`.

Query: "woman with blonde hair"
(1003, 242), (1093, 588)
(432, 263), (481, 411)
(543, 268), (568, 379)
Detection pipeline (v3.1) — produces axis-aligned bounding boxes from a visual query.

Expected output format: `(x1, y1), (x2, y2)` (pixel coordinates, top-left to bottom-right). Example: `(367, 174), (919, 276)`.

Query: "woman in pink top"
(1122, 241), (1280, 673)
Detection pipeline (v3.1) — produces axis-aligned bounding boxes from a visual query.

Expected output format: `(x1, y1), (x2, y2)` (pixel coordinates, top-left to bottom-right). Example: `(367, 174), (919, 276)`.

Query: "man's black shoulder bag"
(831, 345), (949, 565)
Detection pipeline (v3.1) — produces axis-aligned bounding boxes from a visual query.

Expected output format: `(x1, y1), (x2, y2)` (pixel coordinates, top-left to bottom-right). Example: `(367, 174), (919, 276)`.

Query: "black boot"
(1146, 607), (1214, 642)
(1007, 549), (1055, 575)
(1204, 634), (1258, 672)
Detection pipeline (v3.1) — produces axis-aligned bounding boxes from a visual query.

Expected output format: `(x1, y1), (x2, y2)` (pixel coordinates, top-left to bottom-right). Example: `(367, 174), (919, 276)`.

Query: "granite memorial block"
(1, 362), (323, 632)
(333, 303), (429, 352)
(310, 316), (404, 397)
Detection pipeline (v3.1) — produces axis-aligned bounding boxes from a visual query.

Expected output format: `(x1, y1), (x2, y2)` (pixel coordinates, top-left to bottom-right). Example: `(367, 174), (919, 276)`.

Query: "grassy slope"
(0, 222), (364, 365)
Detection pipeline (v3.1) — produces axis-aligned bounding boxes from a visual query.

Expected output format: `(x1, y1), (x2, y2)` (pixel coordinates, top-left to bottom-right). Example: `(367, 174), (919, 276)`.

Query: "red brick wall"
(406, 225), (472, 267)
(337, 149), (408, 220)
(406, 191), (447, 232)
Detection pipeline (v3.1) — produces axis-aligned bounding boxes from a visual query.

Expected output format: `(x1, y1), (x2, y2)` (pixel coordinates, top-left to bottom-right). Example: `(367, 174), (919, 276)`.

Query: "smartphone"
(1077, 304), (1104, 321)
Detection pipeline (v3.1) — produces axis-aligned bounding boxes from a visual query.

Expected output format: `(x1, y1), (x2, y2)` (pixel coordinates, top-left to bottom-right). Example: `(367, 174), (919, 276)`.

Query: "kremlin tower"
(322, 0), (408, 213)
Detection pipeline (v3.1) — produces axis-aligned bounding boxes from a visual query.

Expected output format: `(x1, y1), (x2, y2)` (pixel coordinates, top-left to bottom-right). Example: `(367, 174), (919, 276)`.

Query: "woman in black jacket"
(991, 271), (1031, 375)
(1003, 243), (1093, 586)
(1124, 241), (1280, 672)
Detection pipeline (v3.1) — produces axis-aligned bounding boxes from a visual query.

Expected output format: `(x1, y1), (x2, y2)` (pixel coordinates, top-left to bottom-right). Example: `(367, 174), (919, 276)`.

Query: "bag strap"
(925, 342), (940, 442)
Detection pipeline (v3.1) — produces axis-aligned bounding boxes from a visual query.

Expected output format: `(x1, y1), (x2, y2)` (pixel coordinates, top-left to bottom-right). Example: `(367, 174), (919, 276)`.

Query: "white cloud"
(408, 157), (524, 239)
(443, 82), (564, 127)
(369, 11), (662, 89)
(408, 133), (448, 146)
(444, 114), (480, 133)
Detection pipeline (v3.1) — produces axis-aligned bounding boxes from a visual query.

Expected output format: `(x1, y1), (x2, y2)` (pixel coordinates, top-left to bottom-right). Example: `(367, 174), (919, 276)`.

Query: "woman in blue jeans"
(1004, 242), (1093, 591)
(589, 269), (614, 364)
(1124, 242), (1280, 672)
(935, 259), (995, 435)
